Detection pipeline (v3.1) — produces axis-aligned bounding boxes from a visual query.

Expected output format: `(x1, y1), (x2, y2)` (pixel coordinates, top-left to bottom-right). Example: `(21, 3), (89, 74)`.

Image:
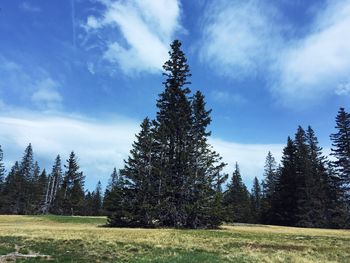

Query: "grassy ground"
(0, 215), (349, 262)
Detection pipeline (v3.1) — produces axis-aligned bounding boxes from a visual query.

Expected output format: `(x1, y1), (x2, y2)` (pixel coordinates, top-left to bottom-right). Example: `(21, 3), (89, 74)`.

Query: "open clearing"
(0, 215), (349, 262)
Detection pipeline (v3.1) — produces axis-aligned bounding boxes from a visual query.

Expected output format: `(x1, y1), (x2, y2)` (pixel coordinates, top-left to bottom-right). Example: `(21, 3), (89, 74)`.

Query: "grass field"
(0, 215), (349, 262)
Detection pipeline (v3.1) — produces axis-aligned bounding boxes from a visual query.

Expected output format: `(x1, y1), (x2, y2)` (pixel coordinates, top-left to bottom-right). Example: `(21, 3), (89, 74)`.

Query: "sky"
(0, 0), (349, 191)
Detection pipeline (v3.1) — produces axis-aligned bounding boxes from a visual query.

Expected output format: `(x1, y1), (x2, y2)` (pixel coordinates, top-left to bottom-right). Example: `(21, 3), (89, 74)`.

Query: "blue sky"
(0, 0), (349, 190)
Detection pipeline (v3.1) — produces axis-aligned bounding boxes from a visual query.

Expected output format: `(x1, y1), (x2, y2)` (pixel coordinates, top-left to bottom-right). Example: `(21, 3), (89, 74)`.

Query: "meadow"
(0, 215), (349, 263)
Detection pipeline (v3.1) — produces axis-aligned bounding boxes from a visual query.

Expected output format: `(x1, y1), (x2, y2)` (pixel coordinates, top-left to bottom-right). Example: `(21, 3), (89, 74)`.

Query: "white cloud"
(0, 107), (288, 189)
(0, 56), (63, 111)
(199, 0), (281, 78)
(19, 2), (41, 12)
(211, 90), (247, 105)
(336, 81), (350, 96)
(31, 78), (63, 110)
(84, 0), (182, 74)
(0, 110), (140, 190)
(210, 138), (283, 188)
(274, 0), (350, 104)
(200, 0), (350, 106)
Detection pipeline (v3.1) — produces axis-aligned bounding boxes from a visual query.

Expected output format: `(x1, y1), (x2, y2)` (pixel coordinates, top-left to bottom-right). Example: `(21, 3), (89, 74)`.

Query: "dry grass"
(0, 215), (349, 262)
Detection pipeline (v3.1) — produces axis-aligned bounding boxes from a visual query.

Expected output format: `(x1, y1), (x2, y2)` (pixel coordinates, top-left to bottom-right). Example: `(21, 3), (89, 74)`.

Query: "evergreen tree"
(103, 167), (119, 215)
(0, 146), (5, 211)
(250, 177), (262, 223)
(261, 151), (278, 223)
(90, 181), (102, 216)
(1, 162), (20, 214)
(223, 163), (251, 223)
(47, 155), (63, 214)
(60, 152), (85, 215)
(153, 40), (193, 227)
(120, 118), (157, 226)
(271, 137), (297, 226)
(27, 161), (41, 214)
(330, 108), (350, 201)
(0, 145), (5, 189)
(185, 90), (227, 228)
(19, 144), (34, 214)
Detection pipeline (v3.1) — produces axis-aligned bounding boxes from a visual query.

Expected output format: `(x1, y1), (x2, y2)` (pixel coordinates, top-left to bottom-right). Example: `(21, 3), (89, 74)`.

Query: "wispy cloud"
(210, 138), (283, 187)
(199, 0), (282, 78)
(273, 0), (350, 105)
(0, 110), (140, 189)
(19, 2), (41, 13)
(83, 0), (182, 74)
(199, 0), (350, 106)
(0, 56), (63, 111)
(0, 106), (288, 189)
(31, 78), (63, 110)
(211, 90), (247, 105)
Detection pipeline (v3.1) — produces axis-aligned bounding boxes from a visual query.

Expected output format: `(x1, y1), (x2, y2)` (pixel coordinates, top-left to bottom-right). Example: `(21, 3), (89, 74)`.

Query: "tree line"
(0, 40), (349, 229)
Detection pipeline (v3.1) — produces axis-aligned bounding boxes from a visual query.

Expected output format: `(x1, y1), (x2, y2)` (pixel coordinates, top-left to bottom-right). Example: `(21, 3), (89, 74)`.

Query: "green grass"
(0, 215), (349, 262)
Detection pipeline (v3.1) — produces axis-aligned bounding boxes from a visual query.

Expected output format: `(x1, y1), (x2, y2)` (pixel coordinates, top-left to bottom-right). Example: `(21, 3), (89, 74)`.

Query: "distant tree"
(90, 181), (102, 216)
(0, 145), (5, 189)
(0, 146), (5, 211)
(18, 144), (35, 214)
(60, 152), (85, 215)
(1, 161), (20, 214)
(27, 161), (41, 214)
(223, 163), (252, 223)
(47, 155), (63, 214)
(250, 177), (262, 223)
(103, 167), (119, 215)
(261, 151), (278, 223)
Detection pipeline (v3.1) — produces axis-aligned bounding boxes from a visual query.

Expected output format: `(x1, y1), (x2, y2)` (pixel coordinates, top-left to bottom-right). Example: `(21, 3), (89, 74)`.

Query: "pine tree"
(111, 118), (157, 226)
(0, 146), (5, 211)
(330, 108), (350, 201)
(91, 181), (102, 216)
(28, 161), (41, 214)
(261, 151), (278, 223)
(251, 177), (262, 223)
(153, 40), (193, 227)
(47, 155), (63, 214)
(271, 137), (297, 226)
(60, 152), (85, 215)
(1, 161), (20, 214)
(185, 90), (227, 228)
(103, 167), (119, 215)
(223, 163), (252, 223)
(0, 145), (5, 189)
(19, 144), (34, 214)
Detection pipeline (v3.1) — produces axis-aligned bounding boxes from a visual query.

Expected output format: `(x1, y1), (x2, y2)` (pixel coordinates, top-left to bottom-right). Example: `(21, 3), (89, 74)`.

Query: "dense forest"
(0, 40), (349, 229)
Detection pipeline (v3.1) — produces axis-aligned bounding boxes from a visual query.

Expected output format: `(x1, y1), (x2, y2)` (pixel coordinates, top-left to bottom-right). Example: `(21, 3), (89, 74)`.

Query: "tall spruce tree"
(153, 40), (193, 227)
(109, 40), (226, 228)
